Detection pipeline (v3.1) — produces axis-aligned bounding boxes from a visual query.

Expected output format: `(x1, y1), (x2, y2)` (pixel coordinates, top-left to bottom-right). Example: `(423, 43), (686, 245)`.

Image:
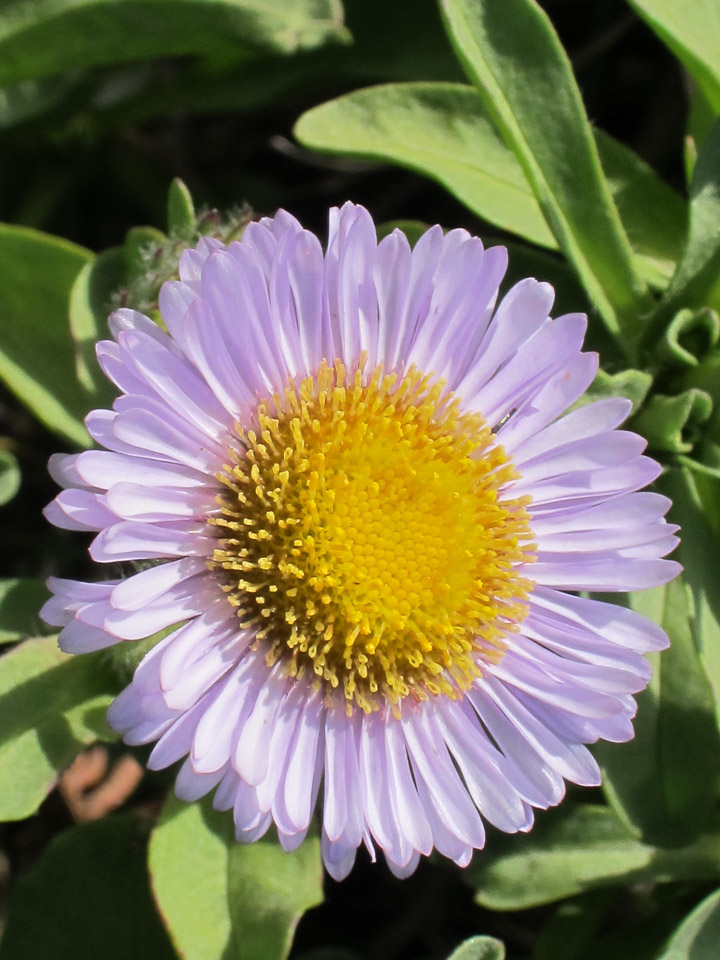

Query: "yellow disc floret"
(210, 359), (534, 714)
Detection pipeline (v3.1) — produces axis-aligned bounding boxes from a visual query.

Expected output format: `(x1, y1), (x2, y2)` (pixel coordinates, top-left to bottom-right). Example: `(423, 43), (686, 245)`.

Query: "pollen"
(210, 360), (535, 714)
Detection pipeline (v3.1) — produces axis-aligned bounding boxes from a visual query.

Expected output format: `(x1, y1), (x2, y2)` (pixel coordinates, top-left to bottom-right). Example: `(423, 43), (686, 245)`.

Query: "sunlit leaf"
(227, 831), (324, 960)
(0, 636), (117, 820)
(466, 805), (720, 910)
(0, 816), (176, 960)
(295, 82), (683, 288)
(150, 793), (234, 960)
(628, 0), (720, 114)
(0, 0), (349, 88)
(0, 224), (93, 445)
(151, 791), (324, 960)
(439, 0), (652, 348)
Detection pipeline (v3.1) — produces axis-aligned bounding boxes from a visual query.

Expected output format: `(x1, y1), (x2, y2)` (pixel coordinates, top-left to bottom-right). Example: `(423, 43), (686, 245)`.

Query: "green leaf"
(630, 389), (712, 453)
(593, 130), (687, 289)
(439, 0), (652, 347)
(466, 805), (720, 911)
(0, 450), (20, 506)
(149, 793), (234, 960)
(0, 636), (118, 820)
(644, 118), (720, 351)
(657, 887), (720, 960)
(447, 936), (506, 960)
(227, 830), (324, 960)
(533, 891), (616, 960)
(0, 224), (93, 445)
(0, 0), (349, 88)
(577, 368), (653, 414)
(627, 0), (720, 114)
(0, 578), (50, 643)
(151, 792), (324, 960)
(68, 248), (126, 406)
(167, 178), (196, 240)
(0, 815), (176, 960)
(595, 574), (720, 845)
(295, 82), (683, 288)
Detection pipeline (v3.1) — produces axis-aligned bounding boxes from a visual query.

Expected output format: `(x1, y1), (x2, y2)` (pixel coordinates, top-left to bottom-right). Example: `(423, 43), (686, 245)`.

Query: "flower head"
(43, 203), (680, 879)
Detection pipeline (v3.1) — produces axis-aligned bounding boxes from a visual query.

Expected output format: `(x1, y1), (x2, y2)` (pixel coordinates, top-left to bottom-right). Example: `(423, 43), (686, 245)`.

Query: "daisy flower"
(42, 203), (680, 879)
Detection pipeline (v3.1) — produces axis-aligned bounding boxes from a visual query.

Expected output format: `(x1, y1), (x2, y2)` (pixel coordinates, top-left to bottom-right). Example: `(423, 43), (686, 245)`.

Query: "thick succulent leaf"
(439, 0), (652, 346)
(0, 224), (93, 445)
(466, 805), (720, 910)
(0, 0), (349, 87)
(656, 887), (720, 960)
(0, 816), (176, 960)
(295, 82), (684, 288)
(627, 0), (720, 114)
(0, 636), (117, 820)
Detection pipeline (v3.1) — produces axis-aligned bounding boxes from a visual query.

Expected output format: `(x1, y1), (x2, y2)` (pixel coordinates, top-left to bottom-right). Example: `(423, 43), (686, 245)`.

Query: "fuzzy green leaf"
(0, 450), (21, 506)
(439, 0), (652, 346)
(0, 0), (349, 88)
(295, 82), (684, 289)
(227, 831), (324, 960)
(0, 636), (117, 820)
(149, 793), (234, 960)
(466, 805), (720, 911)
(0, 224), (93, 445)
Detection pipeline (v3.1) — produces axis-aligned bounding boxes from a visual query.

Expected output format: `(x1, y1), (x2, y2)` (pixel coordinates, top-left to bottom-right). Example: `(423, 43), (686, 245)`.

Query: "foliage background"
(0, 1), (719, 958)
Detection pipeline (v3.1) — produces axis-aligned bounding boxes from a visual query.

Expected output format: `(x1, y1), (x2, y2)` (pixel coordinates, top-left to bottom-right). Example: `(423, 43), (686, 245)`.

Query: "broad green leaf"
(0, 636), (117, 820)
(466, 805), (720, 911)
(68, 248), (125, 406)
(627, 0), (720, 114)
(295, 82), (684, 288)
(0, 816), (176, 960)
(0, 450), (20, 505)
(227, 832), (324, 960)
(595, 574), (720, 845)
(439, 0), (652, 346)
(0, 224), (93, 445)
(0, 0), (349, 88)
(657, 887), (720, 960)
(151, 792), (324, 960)
(448, 936), (506, 960)
(644, 119), (720, 351)
(0, 578), (50, 643)
(150, 793), (234, 960)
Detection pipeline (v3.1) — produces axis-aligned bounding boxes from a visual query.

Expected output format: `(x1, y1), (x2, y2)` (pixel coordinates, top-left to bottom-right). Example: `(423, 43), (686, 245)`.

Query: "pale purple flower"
(42, 203), (680, 879)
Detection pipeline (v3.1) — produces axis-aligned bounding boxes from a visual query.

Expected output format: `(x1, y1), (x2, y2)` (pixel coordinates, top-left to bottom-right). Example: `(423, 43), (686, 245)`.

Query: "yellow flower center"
(210, 360), (534, 714)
